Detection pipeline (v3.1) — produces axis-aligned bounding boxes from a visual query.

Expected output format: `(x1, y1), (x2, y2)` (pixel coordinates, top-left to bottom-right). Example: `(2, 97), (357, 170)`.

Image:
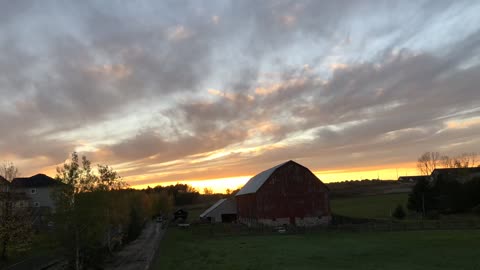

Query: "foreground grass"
(0, 232), (58, 269)
(331, 193), (408, 219)
(152, 228), (480, 270)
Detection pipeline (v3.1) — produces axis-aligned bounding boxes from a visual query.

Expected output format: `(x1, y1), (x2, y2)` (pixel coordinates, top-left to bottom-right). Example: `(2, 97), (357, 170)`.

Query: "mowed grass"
(152, 228), (480, 270)
(331, 193), (408, 219)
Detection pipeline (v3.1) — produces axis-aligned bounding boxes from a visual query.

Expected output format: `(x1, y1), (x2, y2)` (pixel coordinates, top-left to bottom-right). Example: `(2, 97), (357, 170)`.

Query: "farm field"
(151, 228), (480, 270)
(331, 193), (408, 219)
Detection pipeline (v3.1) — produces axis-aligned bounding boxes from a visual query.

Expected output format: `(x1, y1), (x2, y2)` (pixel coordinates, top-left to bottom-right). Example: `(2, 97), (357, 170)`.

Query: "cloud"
(0, 0), (479, 185)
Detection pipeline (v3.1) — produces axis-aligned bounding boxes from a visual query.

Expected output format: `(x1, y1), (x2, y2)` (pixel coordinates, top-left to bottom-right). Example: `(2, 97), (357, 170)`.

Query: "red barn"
(236, 160), (331, 227)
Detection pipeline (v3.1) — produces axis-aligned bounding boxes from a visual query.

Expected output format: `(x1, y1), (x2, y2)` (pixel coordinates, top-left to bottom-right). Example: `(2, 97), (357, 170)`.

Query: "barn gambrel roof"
(236, 160), (328, 196)
(235, 161), (291, 196)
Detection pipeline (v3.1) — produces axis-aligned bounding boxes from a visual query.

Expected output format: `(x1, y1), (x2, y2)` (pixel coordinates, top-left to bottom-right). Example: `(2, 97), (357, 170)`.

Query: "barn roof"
(236, 161), (290, 196)
(200, 198), (227, 218)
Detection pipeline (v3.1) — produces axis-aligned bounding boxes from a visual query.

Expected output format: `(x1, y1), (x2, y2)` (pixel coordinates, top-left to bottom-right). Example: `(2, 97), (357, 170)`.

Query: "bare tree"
(463, 152), (477, 167)
(417, 152), (441, 175)
(0, 161), (19, 181)
(440, 155), (454, 168)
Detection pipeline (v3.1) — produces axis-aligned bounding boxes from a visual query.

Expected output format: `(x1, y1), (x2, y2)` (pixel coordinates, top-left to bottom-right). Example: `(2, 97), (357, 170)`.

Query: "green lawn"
(152, 228), (480, 270)
(0, 232), (58, 269)
(331, 193), (408, 219)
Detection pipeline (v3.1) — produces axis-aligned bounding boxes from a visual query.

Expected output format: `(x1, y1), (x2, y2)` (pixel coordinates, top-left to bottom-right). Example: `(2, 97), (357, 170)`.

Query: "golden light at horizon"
(130, 162), (417, 193)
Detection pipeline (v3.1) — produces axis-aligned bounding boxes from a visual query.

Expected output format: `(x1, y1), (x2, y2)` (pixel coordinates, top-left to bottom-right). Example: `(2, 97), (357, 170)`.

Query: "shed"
(236, 160), (331, 227)
(199, 198), (237, 223)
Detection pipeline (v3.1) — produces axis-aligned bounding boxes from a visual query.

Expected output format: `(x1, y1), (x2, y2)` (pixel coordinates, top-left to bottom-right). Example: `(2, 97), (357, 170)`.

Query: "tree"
(0, 162), (31, 261)
(392, 204), (406, 220)
(54, 152), (127, 269)
(0, 161), (19, 181)
(407, 178), (435, 215)
(440, 155), (454, 168)
(203, 187), (213, 195)
(417, 152), (440, 175)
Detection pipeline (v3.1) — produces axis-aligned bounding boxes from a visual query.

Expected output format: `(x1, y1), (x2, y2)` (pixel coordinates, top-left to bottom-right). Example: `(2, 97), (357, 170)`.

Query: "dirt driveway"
(104, 221), (166, 270)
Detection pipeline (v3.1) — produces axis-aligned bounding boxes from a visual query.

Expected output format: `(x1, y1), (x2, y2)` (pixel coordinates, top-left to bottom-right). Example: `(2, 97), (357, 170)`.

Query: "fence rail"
(185, 219), (480, 238)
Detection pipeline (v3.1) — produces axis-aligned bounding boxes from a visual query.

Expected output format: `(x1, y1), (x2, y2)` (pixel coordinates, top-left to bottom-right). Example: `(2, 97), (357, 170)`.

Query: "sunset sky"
(1, 1), (480, 193)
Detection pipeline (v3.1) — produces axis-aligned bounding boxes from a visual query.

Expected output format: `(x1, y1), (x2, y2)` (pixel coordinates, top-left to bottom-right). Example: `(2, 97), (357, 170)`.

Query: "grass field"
(0, 232), (58, 269)
(331, 193), (408, 219)
(152, 228), (480, 270)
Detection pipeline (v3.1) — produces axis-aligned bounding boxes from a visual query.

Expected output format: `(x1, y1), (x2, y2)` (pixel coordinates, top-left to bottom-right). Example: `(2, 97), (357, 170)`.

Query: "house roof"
(200, 199), (227, 218)
(11, 174), (60, 188)
(431, 167), (480, 175)
(236, 161), (290, 196)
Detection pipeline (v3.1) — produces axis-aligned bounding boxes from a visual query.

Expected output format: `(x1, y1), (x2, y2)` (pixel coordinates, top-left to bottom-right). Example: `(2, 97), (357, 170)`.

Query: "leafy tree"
(53, 152), (127, 269)
(392, 204), (406, 220)
(407, 178), (435, 215)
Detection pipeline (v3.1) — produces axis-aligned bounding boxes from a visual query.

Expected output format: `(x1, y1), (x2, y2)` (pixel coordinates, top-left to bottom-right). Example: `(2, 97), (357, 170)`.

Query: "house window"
(34, 202), (40, 207)
(31, 188), (37, 194)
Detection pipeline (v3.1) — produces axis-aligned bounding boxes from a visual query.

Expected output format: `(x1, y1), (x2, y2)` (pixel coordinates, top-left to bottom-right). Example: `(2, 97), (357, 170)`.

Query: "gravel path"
(104, 222), (166, 270)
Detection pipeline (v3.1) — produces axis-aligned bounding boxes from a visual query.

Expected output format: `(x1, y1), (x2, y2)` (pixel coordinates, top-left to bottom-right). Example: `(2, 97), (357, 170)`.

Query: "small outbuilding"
(173, 209), (188, 221)
(199, 198), (237, 223)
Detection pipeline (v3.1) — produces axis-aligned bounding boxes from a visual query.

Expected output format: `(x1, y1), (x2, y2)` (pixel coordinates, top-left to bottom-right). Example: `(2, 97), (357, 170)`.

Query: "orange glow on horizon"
(130, 162), (417, 194)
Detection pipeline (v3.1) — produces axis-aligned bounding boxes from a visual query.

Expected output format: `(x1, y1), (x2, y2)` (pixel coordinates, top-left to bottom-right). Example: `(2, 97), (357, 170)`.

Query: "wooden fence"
(185, 219), (480, 238)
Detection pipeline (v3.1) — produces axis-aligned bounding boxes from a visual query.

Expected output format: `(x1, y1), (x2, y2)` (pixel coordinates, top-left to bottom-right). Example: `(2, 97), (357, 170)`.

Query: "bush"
(392, 204), (406, 220)
(425, 210), (440, 220)
(473, 205), (480, 216)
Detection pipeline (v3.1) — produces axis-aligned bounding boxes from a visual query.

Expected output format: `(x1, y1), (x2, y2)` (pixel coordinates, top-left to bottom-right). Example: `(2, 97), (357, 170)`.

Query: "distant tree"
(203, 187), (213, 195)
(392, 204), (406, 220)
(417, 152), (440, 175)
(440, 155), (454, 168)
(0, 162), (31, 261)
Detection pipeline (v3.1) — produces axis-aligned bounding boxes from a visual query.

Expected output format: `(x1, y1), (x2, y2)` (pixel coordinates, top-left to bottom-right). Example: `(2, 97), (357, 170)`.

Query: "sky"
(1, 1), (480, 192)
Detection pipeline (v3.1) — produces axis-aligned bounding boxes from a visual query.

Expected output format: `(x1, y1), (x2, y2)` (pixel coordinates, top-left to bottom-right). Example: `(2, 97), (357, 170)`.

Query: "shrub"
(392, 204), (406, 220)
(473, 205), (480, 216)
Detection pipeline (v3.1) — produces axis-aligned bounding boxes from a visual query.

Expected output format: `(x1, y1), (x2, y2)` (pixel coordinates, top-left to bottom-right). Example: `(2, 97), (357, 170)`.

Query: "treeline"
(144, 184), (229, 206)
(144, 184), (200, 206)
(54, 153), (173, 269)
(408, 176), (480, 217)
(417, 151), (478, 175)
